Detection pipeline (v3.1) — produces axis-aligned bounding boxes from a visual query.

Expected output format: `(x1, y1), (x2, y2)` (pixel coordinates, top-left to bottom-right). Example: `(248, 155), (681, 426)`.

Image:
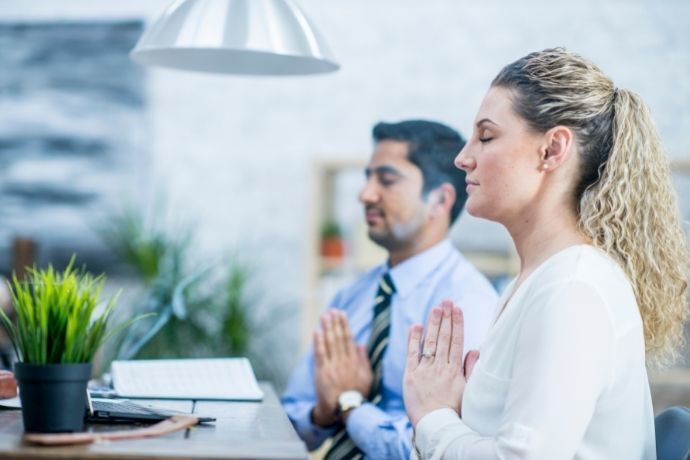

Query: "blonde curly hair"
(493, 48), (690, 368)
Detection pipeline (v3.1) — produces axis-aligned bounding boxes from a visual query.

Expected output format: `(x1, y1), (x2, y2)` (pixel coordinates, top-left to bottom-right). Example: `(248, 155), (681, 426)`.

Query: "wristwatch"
(337, 390), (364, 415)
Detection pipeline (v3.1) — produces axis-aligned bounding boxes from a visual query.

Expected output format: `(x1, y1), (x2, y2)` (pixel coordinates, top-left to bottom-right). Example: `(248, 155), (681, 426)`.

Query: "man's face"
(358, 140), (433, 251)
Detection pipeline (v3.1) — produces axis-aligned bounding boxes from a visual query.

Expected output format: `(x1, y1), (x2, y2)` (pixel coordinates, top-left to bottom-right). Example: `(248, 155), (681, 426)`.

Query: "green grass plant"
(0, 257), (145, 364)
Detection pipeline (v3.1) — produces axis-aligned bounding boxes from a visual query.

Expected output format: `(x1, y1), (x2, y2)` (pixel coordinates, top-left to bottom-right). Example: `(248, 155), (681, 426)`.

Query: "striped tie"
(324, 272), (396, 460)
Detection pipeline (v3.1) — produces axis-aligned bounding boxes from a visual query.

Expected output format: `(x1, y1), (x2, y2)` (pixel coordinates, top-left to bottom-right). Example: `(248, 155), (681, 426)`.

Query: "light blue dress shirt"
(282, 239), (498, 459)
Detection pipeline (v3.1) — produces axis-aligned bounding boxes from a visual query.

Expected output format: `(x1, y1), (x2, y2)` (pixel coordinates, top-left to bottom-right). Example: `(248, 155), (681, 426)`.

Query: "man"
(282, 120), (498, 459)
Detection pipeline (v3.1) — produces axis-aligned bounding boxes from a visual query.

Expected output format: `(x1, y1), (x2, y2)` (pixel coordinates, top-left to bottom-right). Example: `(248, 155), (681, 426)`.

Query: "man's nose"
(358, 180), (379, 204)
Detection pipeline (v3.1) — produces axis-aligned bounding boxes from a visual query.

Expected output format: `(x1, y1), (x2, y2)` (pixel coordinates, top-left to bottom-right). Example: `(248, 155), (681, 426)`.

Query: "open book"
(111, 358), (264, 401)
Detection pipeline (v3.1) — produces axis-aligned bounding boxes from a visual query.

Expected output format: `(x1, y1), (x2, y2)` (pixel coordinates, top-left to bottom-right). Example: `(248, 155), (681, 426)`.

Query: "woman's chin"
(465, 202), (487, 219)
(465, 202), (500, 224)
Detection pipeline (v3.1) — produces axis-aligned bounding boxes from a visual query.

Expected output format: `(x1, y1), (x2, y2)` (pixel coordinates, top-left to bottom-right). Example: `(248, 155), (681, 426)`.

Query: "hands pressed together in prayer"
(403, 300), (479, 427)
(312, 310), (373, 426)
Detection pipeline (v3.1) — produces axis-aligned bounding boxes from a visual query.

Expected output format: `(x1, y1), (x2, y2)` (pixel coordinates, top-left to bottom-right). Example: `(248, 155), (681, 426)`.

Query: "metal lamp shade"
(130, 0), (339, 75)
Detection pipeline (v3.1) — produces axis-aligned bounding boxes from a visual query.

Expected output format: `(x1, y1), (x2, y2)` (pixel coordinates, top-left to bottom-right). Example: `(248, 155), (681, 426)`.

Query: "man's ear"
(539, 125), (573, 170)
(429, 183), (456, 217)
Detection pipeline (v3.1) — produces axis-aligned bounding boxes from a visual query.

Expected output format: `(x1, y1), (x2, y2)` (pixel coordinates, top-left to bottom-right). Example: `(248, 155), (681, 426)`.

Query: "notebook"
(111, 358), (264, 401)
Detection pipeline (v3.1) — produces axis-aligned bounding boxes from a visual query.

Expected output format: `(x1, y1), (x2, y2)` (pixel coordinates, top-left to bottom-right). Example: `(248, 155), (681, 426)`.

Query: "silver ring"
(421, 351), (435, 359)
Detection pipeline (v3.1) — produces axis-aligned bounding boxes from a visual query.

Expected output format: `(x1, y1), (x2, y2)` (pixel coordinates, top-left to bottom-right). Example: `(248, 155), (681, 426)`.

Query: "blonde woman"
(403, 48), (689, 459)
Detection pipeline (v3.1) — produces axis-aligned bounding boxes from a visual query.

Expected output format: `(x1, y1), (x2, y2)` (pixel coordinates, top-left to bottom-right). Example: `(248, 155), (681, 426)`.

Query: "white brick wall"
(3, 0), (690, 378)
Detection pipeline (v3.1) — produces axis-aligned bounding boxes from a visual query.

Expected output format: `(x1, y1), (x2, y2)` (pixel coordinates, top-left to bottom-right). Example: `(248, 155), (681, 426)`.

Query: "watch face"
(339, 390), (364, 411)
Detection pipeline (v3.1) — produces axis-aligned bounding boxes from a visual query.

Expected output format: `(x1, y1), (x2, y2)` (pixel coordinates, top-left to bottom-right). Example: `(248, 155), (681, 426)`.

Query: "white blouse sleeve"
(413, 279), (616, 459)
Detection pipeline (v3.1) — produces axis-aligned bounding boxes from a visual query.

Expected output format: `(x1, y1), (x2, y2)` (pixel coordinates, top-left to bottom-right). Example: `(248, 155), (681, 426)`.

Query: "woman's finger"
(435, 301), (453, 363)
(449, 306), (465, 369)
(421, 306), (443, 362)
(464, 350), (480, 381)
(406, 324), (423, 370)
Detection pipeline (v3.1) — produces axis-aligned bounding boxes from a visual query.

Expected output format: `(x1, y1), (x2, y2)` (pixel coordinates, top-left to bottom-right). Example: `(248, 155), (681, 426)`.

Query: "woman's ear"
(539, 125), (573, 170)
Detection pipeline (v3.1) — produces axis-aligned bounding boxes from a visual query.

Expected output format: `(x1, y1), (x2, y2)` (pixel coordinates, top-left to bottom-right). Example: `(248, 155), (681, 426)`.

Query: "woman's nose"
(454, 144), (474, 171)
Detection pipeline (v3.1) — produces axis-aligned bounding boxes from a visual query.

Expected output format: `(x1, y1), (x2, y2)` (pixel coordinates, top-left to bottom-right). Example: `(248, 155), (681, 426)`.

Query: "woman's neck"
(507, 201), (587, 277)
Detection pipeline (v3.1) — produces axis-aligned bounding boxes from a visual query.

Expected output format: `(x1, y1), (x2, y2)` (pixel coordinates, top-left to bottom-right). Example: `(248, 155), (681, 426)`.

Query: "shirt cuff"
(293, 405), (338, 447)
(345, 402), (390, 446)
(415, 408), (463, 456)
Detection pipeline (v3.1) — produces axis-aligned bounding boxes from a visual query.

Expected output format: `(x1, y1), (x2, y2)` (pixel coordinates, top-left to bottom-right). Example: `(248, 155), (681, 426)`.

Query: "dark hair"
(372, 120), (467, 224)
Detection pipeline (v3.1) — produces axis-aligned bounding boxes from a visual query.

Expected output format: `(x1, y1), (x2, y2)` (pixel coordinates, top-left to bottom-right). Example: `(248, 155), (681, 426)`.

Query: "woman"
(403, 48), (689, 459)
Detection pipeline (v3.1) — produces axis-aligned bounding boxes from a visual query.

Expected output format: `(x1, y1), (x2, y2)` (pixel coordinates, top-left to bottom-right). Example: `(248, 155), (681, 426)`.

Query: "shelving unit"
(303, 159), (380, 350)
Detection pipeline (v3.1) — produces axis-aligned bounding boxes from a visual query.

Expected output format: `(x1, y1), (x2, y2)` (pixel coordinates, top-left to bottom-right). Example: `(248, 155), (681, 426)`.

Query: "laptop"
(86, 398), (216, 424)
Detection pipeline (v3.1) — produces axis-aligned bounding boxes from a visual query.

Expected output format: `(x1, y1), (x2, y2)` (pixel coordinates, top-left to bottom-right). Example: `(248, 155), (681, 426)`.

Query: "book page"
(111, 358), (264, 401)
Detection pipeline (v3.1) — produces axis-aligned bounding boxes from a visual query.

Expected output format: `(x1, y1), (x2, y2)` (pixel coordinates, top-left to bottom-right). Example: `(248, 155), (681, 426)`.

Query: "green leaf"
(0, 255), (146, 364)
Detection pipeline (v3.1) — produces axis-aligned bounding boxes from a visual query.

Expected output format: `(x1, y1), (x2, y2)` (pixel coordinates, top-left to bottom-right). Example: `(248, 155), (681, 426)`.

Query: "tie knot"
(379, 272), (396, 296)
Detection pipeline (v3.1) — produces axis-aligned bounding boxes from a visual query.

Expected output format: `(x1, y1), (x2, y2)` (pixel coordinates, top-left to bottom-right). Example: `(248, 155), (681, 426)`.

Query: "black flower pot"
(15, 362), (92, 433)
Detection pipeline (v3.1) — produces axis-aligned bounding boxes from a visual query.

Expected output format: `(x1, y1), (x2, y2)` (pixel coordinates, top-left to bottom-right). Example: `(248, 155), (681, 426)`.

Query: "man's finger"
(321, 312), (337, 359)
(406, 324), (423, 370)
(356, 344), (369, 367)
(449, 306), (465, 374)
(334, 311), (350, 357)
(464, 350), (480, 381)
(341, 312), (358, 357)
(327, 310), (341, 357)
(421, 306), (442, 362)
(435, 301), (453, 364)
(314, 331), (327, 366)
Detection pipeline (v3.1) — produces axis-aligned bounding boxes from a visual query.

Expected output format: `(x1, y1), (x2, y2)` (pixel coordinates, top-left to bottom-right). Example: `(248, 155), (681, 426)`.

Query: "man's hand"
(312, 310), (373, 427)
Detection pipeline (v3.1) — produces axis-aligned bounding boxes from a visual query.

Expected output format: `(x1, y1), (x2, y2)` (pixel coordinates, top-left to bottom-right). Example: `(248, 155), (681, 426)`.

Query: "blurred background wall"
(1, 0), (689, 386)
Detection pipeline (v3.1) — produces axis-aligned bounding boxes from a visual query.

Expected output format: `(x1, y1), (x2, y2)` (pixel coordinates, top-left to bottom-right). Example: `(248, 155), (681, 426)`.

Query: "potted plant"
(320, 220), (345, 261)
(0, 258), (142, 433)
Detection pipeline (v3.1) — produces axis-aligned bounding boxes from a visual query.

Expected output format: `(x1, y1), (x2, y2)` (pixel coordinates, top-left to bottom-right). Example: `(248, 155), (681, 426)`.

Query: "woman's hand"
(403, 300), (480, 428)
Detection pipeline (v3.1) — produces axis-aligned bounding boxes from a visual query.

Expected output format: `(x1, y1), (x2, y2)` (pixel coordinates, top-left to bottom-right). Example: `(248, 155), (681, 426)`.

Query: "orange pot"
(321, 237), (345, 259)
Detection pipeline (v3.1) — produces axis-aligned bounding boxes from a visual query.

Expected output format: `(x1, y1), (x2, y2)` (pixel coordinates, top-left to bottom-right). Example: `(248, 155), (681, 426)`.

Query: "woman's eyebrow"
(476, 118), (498, 128)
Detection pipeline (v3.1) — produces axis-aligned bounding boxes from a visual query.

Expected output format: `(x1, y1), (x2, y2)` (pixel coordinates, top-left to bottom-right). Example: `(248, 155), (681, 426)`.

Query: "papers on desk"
(111, 358), (264, 401)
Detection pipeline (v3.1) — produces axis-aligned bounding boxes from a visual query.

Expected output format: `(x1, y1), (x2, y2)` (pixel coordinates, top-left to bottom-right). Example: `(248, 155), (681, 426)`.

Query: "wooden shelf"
(671, 160), (690, 172)
(650, 369), (690, 414)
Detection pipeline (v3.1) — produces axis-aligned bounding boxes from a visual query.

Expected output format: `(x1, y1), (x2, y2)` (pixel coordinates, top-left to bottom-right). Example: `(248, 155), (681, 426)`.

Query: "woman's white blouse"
(413, 245), (656, 459)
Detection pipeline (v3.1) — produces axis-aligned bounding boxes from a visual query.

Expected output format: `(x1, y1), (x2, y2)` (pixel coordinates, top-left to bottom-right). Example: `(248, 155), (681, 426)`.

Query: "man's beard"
(367, 212), (426, 252)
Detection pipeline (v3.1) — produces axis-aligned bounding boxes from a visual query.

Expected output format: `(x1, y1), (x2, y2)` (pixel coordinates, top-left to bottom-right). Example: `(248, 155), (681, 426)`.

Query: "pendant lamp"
(130, 0), (339, 75)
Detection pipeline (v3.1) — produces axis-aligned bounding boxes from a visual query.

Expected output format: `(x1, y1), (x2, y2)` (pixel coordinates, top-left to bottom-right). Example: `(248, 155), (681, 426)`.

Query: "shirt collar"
(386, 239), (455, 299)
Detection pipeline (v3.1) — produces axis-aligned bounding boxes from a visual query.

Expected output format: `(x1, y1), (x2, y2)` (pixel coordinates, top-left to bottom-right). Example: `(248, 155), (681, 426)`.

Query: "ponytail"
(579, 89), (689, 367)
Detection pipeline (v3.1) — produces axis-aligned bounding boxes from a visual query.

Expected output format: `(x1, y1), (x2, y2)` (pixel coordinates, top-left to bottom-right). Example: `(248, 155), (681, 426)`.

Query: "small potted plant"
(320, 220), (345, 262)
(0, 258), (142, 433)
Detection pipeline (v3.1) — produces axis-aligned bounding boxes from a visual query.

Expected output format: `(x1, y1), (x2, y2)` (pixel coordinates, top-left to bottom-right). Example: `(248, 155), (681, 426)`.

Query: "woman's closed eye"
(478, 128), (494, 143)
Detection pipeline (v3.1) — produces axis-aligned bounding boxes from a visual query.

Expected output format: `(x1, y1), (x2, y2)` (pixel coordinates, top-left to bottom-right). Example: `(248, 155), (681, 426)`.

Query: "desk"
(0, 383), (308, 459)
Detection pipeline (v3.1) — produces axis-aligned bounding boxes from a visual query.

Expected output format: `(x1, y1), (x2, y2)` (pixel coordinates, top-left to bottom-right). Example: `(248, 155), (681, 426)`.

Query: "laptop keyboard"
(92, 400), (171, 416)
(87, 398), (215, 423)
